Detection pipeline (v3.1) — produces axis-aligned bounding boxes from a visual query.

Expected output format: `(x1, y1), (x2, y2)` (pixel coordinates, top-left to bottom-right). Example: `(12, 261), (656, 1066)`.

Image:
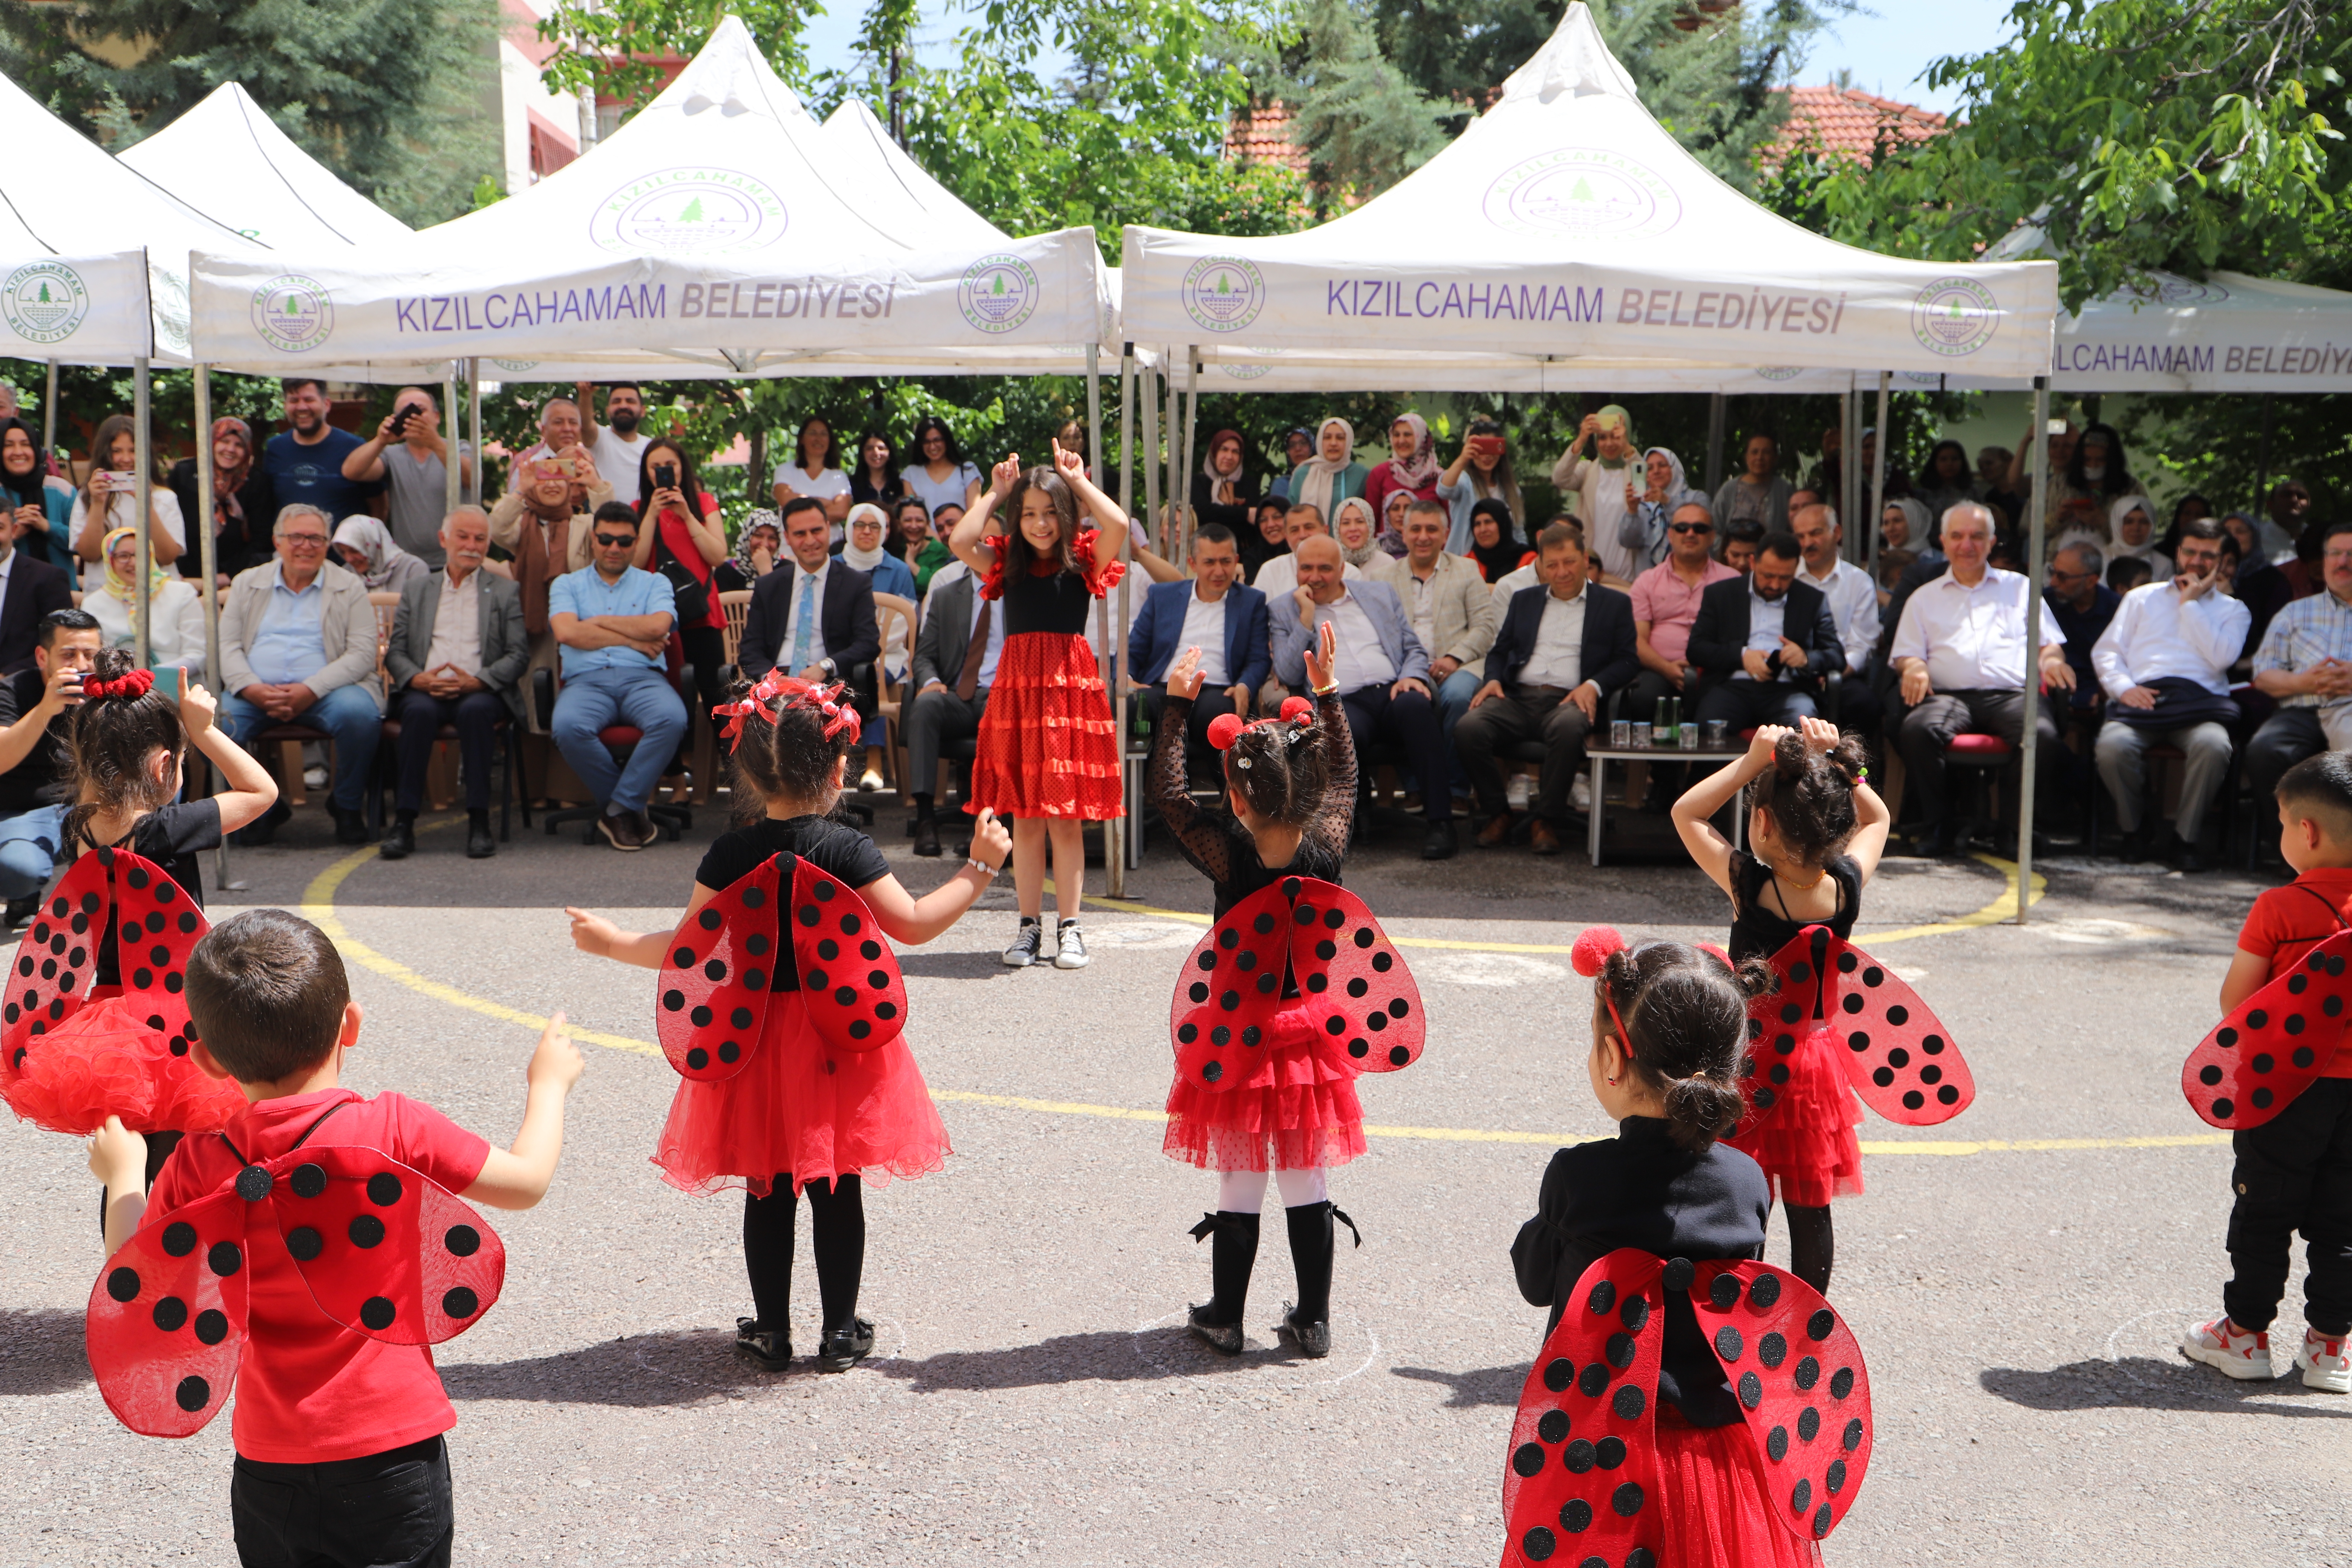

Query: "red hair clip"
(1207, 697), (1314, 767)
(1571, 926), (1634, 1047)
(711, 671), (860, 749)
(81, 669), (155, 701)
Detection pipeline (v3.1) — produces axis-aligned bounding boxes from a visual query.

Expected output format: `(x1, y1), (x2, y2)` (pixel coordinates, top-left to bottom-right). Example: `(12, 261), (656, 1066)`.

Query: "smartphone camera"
(654, 463), (678, 490)
(390, 405), (418, 436)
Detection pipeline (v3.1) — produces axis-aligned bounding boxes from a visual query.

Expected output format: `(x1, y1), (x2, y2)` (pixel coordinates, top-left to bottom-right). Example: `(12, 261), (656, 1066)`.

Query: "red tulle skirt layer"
(651, 995), (950, 1201)
(0, 989), (247, 1138)
(1652, 1406), (1826, 1568)
(1163, 1004), (1367, 1173)
(1727, 1025), (1865, 1208)
(967, 632), (1123, 821)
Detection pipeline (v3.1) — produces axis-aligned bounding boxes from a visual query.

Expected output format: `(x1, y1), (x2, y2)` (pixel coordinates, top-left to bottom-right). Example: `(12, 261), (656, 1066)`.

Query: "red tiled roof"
(1224, 100), (1309, 175)
(1764, 85), (1945, 167)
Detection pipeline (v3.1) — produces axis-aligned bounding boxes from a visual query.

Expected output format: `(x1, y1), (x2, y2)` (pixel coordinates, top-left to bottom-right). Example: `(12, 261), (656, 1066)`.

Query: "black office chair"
(534, 653), (695, 844)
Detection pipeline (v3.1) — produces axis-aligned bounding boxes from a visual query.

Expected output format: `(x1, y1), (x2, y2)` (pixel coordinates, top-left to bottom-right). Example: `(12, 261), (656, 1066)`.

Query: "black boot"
(1185, 1211), (1259, 1354)
(911, 794), (942, 857)
(1279, 1201), (1361, 1359)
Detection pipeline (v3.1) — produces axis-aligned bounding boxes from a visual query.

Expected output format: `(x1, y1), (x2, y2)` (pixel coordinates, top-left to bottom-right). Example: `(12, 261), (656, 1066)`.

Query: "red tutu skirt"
(0, 988), (247, 1138)
(1652, 1405), (1825, 1568)
(651, 993), (949, 1200)
(1727, 1025), (1864, 1208)
(1163, 1003), (1367, 1172)
(968, 632), (1123, 820)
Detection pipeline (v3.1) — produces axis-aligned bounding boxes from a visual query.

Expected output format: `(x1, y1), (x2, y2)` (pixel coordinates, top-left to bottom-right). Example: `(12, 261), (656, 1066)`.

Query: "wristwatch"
(818, 658), (837, 677)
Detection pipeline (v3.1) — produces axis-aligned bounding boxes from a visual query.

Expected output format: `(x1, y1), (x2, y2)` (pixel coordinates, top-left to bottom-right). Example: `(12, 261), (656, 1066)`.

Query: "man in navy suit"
(740, 496), (881, 684)
(0, 510), (73, 676)
(1683, 530), (1842, 730)
(1454, 524), (1640, 854)
(1127, 524), (1270, 764)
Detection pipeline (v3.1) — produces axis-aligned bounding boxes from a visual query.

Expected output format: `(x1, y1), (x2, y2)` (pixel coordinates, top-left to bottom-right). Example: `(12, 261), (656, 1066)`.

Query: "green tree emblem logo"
(1569, 176), (1595, 202)
(36, 283), (49, 304)
(679, 196), (705, 223)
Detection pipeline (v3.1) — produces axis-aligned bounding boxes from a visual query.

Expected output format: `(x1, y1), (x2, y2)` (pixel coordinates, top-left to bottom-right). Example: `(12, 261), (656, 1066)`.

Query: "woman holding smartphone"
(632, 439), (729, 748)
(1436, 418), (1521, 556)
(70, 413), (184, 577)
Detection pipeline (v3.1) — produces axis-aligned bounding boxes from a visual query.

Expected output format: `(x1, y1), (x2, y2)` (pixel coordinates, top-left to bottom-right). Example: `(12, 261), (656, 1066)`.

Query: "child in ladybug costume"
(567, 673), (1011, 1374)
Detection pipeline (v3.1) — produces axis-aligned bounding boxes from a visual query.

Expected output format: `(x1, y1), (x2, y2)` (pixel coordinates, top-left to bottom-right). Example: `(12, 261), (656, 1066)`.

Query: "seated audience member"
(1711, 432), (1792, 534)
(1909, 438), (1980, 524)
(218, 504), (386, 847)
(2081, 495), (2171, 582)
(1792, 502), (1883, 735)
(1253, 504), (1362, 602)
(1269, 535), (1457, 860)
(715, 508), (784, 594)
(2044, 544), (2118, 697)
(339, 387), (475, 569)
(547, 509), (688, 852)
(2245, 519), (2352, 808)
(0, 504), (79, 675)
(1876, 497), (1929, 594)
(1334, 498), (1404, 587)
(1885, 502), (2070, 856)
(1285, 418), (1370, 524)
(903, 544), (1008, 858)
(1618, 445), (1703, 575)
(2, 415), (80, 578)
(1266, 428), (1312, 502)
(1491, 513), (1580, 598)
(490, 445), (609, 714)
(2089, 518), (2246, 870)
(740, 496), (881, 691)
(1626, 501), (1736, 721)
(331, 514), (431, 597)
(1127, 524), (1270, 761)
(1453, 525), (1638, 855)
(380, 506), (528, 863)
(2264, 479), (2313, 564)
(0, 607), (101, 924)
(1394, 498), (1501, 802)
(2218, 515), (2293, 662)
(2107, 556), (2154, 596)
(836, 502), (916, 791)
(1464, 499), (1531, 584)
(1241, 495), (1291, 581)
(86, 526), (207, 681)
(1718, 518), (1764, 576)
(1191, 429), (1259, 537)
(1685, 531), (1841, 730)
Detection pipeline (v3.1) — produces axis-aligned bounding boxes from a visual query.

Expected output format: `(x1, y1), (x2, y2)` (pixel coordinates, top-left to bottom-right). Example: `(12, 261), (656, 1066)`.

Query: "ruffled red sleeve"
(975, 537), (1008, 602)
(1072, 528), (1126, 600)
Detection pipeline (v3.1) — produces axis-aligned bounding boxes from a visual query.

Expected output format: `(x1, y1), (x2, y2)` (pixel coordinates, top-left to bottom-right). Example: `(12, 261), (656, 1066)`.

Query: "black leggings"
(1785, 1202), (1834, 1295)
(743, 1173), (864, 1336)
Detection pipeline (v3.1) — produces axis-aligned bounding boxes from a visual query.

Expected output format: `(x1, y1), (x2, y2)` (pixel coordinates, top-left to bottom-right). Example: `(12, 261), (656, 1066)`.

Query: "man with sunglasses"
(1625, 500), (1737, 724)
(547, 507), (686, 851)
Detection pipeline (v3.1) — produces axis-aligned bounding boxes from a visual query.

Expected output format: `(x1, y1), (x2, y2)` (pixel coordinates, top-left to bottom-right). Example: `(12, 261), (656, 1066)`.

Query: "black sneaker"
(816, 1316), (874, 1373)
(1003, 920), (1044, 968)
(1186, 1303), (1243, 1355)
(2, 894), (38, 931)
(1278, 1303), (1332, 1359)
(734, 1317), (791, 1371)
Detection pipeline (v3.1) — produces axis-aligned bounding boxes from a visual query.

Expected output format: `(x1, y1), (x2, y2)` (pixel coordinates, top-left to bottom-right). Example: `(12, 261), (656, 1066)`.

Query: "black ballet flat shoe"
(1278, 1303), (1332, 1359)
(734, 1317), (791, 1371)
(816, 1316), (875, 1373)
(1186, 1303), (1244, 1355)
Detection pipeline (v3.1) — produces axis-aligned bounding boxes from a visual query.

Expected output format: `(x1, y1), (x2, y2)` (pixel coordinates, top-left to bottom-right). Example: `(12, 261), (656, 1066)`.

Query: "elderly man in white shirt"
(2089, 518), (2248, 870)
(1888, 502), (2073, 856)
(1791, 501), (1882, 737)
(1251, 502), (1363, 602)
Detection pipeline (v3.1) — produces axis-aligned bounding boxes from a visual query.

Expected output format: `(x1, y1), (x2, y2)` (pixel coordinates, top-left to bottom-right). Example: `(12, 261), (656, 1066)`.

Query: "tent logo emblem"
(2, 262), (89, 345)
(1754, 366), (1803, 381)
(251, 275), (333, 354)
(1485, 149), (1681, 239)
(959, 254), (1040, 334)
(1911, 277), (1999, 357)
(492, 360), (541, 374)
(593, 169), (789, 254)
(1220, 363), (1271, 380)
(1180, 257), (1265, 333)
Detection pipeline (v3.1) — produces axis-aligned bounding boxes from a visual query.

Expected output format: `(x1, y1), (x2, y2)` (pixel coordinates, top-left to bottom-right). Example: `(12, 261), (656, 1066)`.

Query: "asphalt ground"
(2, 796), (2346, 1568)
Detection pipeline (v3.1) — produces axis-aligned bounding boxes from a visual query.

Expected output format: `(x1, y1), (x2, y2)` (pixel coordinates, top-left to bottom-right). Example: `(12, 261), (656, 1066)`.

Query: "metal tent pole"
(1087, 341), (1124, 897)
(2016, 374), (2050, 925)
(467, 358), (485, 505)
(1702, 392), (1726, 496)
(193, 366), (243, 891)
(1116, 346), (1139, 877)
(1141, 361), (1162, 571)
(1178, 351), (1199, 562)
(1838, 378), (1859, 567)
(443, 366), (462, 517)
(1162, 346), (1179, 556)
(1867, 370), (1891, 577)
(132, 357), (152, 666)
(41, 360), (56, 458)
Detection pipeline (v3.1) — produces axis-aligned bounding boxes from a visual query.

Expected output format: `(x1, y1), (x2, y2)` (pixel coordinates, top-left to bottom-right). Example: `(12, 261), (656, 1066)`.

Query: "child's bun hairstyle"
(1209, 696), (1331, 826)
(714, 671), (859, 822)
(63, 647), (184, 847)
(1743, 730), (1870, 869)
(1573, 927), (1772, 1153)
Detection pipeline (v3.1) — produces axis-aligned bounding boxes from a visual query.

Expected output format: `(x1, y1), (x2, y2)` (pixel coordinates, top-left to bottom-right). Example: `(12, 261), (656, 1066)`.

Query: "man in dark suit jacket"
(740, 496), (880, 685)
(0, 512), (74, 676)
(1454, 524), (1639, 853)
(380, 506), (530, 862)
(1126, 524), (1271, 760)
(1684, 531), (1842, 730)
(904, 567), (1004, 857)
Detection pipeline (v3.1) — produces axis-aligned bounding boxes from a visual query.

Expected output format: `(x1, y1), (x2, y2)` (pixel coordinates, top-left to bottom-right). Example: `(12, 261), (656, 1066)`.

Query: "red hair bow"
(1206, 695), (1314, 755)
(711, 671), (860, 749)
(81, 669), (155, 701)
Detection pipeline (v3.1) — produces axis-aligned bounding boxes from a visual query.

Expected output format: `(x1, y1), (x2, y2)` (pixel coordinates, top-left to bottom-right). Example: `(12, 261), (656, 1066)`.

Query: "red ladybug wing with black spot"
(657, 854), (787, 1081)
(268, 1146), (505, 1346)
(1733, 932), (1832, 1138)
(1168, 881), (1295, 1092)
(0, 852), (110, 1053)
(1810, 929), (1972, 1125)
(1499, 1249), (1666, 1568)
(787, 859), (908, 1055)
(1287, 880), (1423, 1073)
(84, 1184), (250, 1438)
(106, 847), (210, 1065)
(1690, 1260), (1873, 1544)
(2181, 930), (2352, 1128)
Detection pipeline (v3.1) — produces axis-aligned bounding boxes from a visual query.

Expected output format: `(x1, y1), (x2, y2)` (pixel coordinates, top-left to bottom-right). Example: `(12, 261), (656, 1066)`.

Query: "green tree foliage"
(535, 0), (819, 108)
(1225, 0), (1447, 213)
(0, 0), (502, 227)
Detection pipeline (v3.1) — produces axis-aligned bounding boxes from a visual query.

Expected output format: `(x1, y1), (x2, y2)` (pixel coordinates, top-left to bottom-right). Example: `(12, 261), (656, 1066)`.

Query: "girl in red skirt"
(1669, 716), (1891, 1292)
(945, 441), (1128, 971)
(567, 674), (1011, 1372)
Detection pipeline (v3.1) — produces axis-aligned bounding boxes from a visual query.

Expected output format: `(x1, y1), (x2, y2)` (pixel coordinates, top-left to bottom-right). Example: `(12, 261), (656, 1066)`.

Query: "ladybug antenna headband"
(1571, 926), (1634, 1048)
(712, 671), (859, 748)
(1207, 697), (1314, 770)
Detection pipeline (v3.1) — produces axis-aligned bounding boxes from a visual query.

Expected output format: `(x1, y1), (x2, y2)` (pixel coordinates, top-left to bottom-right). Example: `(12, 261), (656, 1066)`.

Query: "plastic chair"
(718, 588), (752, 669)
(1944, 732), (2012, 852)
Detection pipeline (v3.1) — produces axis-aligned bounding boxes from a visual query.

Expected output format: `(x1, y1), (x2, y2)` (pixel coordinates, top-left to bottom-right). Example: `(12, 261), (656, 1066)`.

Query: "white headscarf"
(1332, 496), (1382, 569)
(840, 502), (890, 571)
(2108, 495), (2162, 559)
(1292, 417), (1356, 523)
(331, 514), (420, 592)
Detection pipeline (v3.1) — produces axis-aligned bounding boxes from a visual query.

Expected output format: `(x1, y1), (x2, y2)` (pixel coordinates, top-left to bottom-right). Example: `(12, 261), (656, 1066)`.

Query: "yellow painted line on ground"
(306, 836), (2174, 1158)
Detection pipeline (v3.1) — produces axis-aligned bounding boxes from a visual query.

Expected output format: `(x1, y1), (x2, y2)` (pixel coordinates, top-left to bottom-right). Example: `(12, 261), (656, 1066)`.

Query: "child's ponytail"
(61, 648), (185, 848)
(1744, 730), (1870, 870)
(1209, 697), (1331, 826)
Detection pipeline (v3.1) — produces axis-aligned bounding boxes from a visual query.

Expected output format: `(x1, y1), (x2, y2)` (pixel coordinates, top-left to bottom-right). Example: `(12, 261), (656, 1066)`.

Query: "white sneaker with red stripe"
(2296, 1328), (2350, 1393)
(2181, 1314), (2275, 1380)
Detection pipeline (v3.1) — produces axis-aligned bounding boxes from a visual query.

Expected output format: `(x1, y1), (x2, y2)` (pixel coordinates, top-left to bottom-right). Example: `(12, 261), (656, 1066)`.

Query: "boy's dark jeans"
(231, 1435), (452, 1568)
(2225, 1079), (2352, 1337)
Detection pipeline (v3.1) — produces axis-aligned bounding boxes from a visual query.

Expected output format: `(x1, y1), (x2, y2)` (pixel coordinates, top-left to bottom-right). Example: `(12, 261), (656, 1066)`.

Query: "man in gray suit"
(380, 506), (528, 861)
(905, 567), (1006, 858)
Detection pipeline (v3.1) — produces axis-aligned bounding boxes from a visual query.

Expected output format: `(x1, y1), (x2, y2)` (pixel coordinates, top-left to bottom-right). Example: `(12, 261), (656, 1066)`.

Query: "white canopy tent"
(120, 83), (413, 253)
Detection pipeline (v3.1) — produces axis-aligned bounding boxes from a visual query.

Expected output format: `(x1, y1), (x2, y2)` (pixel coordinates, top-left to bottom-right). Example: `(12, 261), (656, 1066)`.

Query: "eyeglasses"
(592, 533), (635, 548)
(1669, 523), (1713, 535)
(282, 533), (328, 546)
(2325, 550), (2352, 563)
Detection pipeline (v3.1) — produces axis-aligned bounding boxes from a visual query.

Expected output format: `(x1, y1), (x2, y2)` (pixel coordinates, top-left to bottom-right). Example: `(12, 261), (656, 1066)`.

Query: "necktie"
(791, 573), (816, 670)
(956, 600), (992, 701)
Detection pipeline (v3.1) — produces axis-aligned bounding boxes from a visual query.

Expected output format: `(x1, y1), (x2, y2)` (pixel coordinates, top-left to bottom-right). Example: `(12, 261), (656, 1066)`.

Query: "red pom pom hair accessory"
(711, 671), (860, 748)
(1207, 697), (1315, 770)
(81, 669), (155, 700)
(1571, 926), (1634, 1050)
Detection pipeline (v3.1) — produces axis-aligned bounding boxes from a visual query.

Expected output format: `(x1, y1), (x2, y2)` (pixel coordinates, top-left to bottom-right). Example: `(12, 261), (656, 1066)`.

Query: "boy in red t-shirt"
(2182, 754), (2352, 1393)
(88, 910), (584, 1567)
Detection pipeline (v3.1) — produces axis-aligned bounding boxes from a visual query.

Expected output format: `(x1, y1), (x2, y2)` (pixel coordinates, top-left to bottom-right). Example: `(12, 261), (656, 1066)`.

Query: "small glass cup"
(1679, 722), (1700, 750)
(1704, 719), (1729, 749)
(1611, 719), (1631, 749)
(1630, 722), (1651, 750)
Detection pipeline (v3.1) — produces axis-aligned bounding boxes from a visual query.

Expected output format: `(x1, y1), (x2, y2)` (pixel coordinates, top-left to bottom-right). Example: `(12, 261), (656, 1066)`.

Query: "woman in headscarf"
(1266, 428), (1314, 502)
(1240, 495), (1289, 582)
(1876, 497), (1931, 597)
(0, 416), (75, 576)
(1550, 404), (1640, 583)
(1363, 412), (1440, 524)
(1190, 428), (1257, 537)
(1333, 496), (1402, 587)
(1285, 417), (1369, 524)
(1438, 417), (1523, 556)
(838, 501), (917, 792)
(1464, 498), (1529, 583)
(331, 514), (431, 596)
(2101, 495), (2172, 582)
(84, 525), (207, 680)
(1909, 439), (1979, 523)
(1618, 446), (1704, 574)
(715, 508), (784, 594)
(166, 415), (273, 583)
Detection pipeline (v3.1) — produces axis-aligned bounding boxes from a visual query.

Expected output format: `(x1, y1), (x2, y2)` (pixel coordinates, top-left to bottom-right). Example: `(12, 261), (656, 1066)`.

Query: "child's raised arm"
(1671, 726), (1796, 899)
(462, 1015), (584, 1211)
(182, 681), (278, 835)
(856, 807), (1012, 945)
(948, 457), (1020, 574)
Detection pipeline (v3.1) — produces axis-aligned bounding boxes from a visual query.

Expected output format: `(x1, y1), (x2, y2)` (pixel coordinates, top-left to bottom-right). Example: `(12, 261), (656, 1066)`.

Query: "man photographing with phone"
(0, 606), (102, 926)
(342, 387), (474, 571)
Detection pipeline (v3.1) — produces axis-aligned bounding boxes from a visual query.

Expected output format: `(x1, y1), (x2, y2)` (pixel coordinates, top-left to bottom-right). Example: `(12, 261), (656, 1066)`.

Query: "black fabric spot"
(797, 905), (821, 928)
(1749, 1273), (1782, 1310)
(873, 1002), (896, 1021)
(178, 911), (198, 934)
(1759, 1331), (1788, 1369)
(149, 943), (171, 967)
(1794, 1356), (1821, 1390)
(1587, 1280), (1616, 1315)
(1188, 982), (1209, 1004)
(1543, 1357), (1573, 1392)
(1387, 997), (1409, 1018)
(175, 1375), (211, 1413)
(719, 1041), (742, 1061)
(686, 1047), (709, 1070)
(1661, 1257), (1694, 1292)
(2213, 1097), (2235, 1118)
(1610, 1481), (1643, 1518)
(700, 908), (724, 930)
(106, 1266), (140, 1303)
(1792, 1478), (1812, 1517)
(1813, 1503), (1834, 1539)
(1830, 1367), (1855, 1400)
(1324, 908), (1344, 929)
(1536, 1409), (1570, 1444)
(1578, 1363), (1609, 1397)
(1519, 1526), (1554, 1561)
(164, 972), (184, 995)
(1715, 1326), (1743, 1361)
(1605, 1331), (1636, 1369)
(1281, 877), (1302, 898)
(1236, 950), (1259, 972)
(132, 968), (152, 989)
(662, 989), (686, 1012)
(348, 1215), (386, 1249)
(1240, 1026), (1261, 1046)
(1843, 1417), (1864, 1451)
(1766, 1425), (1789, 1462)
(1593, 1437), (1626, 1471)
(1797, 1406), (1821, 1442)
(2218, 1027), (2238, 1047)
(730, 1007), (754, 1030)
(1627, 1549), (1655, 1568)
(834, 986), (857, 1007)
(444, 1287), (480, 1319)
(1371, 951), (1392, 972)
(1558, 1498), (1592, 1534)
(690, 1005), (714, 1028)
(744, 886), (769, 910)
(207, 1242), (242, 1277)
(360, 1296), (397, 1331)
(2254, 1053), (2275, 1073)
(806, 968), (830, 991)
(1218, 929), (1238, 950)
(1807, 1309), (1836, 1341)
(1620, 1295), (1651, 1333)
(1348, 1038), (1369, 1058)
(194, 1310), (228, 1346)
(1610, 1385), (1645, 1420)
(1513, 1442), (1546, 1478)
(1253, 913), (1275, 934)
(2252, 1087), (2275, 1109)
(291, 1163), (326, 1199)
(2248, 1008), (2269, 1029)
(2295, 1047), (2317, 1069)
(1739, 1371), (1763, 1409)
(1826, 1458), (1848, 1496)
(674, 946), (696, 968)
(161, 1222), (197, 1257)
(1562, 1440), (1595, 1474)
(704, 959), (728, 983)
(1709, 1274), (1740, 1310)
(286, 1227), (323, 1261)
(1210, 1025), (1231, 1046)
(446, 1225), (481, 1258)
(1200, 1061), (1222, 1083)
(1387, 1044), (1410, 1066)
(367, 1172), (403, 1207)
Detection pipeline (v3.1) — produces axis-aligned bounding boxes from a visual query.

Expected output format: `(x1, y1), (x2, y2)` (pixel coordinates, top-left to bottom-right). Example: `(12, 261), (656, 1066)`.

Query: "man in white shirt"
(1888, 502), (2073, 856)
(1400, 498), (1501, 803)
(1251, 504), (1362, 603)
(1126, 525), (1270, 762)
(738, 496), (879, 686)
(2089, 518), (2249, 870)
(576, 381), (652, 508)
(1790, 502), (1882, 736)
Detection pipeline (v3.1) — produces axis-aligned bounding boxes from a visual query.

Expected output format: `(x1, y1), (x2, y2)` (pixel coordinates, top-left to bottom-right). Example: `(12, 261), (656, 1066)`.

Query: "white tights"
(1216, 1167), (1329, 1212)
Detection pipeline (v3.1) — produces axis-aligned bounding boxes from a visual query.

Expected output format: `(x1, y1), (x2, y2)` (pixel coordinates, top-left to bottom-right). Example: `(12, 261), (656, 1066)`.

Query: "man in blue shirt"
(262, 378), (380, 526)
(548, 504), (687, 851)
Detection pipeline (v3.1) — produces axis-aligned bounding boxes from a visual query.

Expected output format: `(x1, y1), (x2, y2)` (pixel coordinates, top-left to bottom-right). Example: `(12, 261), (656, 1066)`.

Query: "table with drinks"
(1580, 697), (1747, 867)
